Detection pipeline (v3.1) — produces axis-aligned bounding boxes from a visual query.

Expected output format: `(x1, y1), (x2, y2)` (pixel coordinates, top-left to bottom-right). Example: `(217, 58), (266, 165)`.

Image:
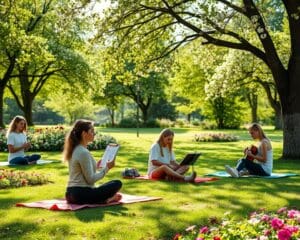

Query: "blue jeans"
(9, 154), (41, 165)
(65, 180), (122, 204)
(236, 158), (269, 176)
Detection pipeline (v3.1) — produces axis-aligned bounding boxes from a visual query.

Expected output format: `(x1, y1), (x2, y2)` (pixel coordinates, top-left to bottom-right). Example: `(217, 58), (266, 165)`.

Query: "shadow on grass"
(0, 221), (38, 239)
(74, 205), (129, 222)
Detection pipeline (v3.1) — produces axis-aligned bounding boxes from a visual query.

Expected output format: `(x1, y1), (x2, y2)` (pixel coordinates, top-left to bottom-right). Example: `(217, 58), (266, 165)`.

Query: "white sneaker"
(184, 171), (197, 182)
(225, 165), (239, 178)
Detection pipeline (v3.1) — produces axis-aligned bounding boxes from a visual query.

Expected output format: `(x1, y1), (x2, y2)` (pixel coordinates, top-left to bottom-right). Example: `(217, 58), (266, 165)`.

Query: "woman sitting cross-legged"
(147, 128), (196, 182)
(225, 123), (273, 178)
(64, 119), (122, 204)
(6, 115), (41, 165)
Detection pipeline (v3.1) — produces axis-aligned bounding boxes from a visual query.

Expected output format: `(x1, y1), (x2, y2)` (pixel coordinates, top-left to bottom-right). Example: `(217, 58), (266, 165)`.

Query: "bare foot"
(106, 193), (122, 204)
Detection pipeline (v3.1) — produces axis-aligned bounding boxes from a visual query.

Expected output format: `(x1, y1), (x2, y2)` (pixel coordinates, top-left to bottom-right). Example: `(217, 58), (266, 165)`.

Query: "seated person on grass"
(63, 119), (122, 204)
(147, 128), (196, 182)
(225, 123), (273, 178)
(6, 115), (41, 165)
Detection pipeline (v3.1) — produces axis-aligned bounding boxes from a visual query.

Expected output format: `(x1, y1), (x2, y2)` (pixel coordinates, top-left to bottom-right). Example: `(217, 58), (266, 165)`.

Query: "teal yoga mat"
(205, 171), (298, 178)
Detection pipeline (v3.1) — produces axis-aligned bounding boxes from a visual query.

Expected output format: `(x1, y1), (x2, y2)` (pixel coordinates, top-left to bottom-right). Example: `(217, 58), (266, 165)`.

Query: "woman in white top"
(148, 128), (196, 182)
(64, 119), (122, 204)
(225, 123), (273, 177)
(6, 116), (41, 165)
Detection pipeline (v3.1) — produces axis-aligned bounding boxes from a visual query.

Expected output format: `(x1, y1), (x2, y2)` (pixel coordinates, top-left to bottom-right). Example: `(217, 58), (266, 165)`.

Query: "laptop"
(179, 153), (201, 166)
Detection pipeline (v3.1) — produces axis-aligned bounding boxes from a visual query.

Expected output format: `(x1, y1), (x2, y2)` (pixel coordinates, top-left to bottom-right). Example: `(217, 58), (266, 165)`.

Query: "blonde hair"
(6, 115), (27, 137)
(248, 123), (267, 139)
(63, 119), (93, 161)
(156, 128), (174, 157)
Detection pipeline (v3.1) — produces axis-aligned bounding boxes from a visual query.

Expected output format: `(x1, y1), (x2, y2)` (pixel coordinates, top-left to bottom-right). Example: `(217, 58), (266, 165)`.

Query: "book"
(99, 144), (120, 168)
(179, 153), (201, 166)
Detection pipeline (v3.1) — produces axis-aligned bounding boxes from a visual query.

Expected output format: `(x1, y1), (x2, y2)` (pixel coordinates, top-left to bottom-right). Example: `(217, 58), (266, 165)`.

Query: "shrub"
(0, 128), (7, 151)
(0, 169), (51, 189)
(0, 126), (116, 152)
(194, 133), (239, 142)
(143, 119), (160, 128)
(199, 120), (217, 130)
(173, 207), (300, 240)
(118, 118), (137, 128)
(157, 118), (175, 128)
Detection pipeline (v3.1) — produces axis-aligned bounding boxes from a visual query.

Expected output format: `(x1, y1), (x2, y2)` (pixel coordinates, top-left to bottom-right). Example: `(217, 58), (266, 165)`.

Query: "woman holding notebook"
(63, 119), (122, 204)
(147, 128), (197, 182)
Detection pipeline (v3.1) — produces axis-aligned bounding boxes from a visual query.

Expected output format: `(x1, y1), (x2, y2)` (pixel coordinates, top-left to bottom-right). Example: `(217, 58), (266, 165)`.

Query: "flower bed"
(194, 133), (239, 142)
(0, 126), (116, 152)
(0, 169), (51, 189)
(174, 207), (299, 240)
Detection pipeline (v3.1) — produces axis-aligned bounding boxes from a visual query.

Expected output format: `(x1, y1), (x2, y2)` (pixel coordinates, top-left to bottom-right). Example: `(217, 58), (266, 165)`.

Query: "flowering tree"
(100, 0), (300, 159)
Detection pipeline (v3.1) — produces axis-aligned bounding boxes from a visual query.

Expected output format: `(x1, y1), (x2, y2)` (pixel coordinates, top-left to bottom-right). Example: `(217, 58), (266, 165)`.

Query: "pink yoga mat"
(16, 193), (162, 211)
(123, 175), (219, 183)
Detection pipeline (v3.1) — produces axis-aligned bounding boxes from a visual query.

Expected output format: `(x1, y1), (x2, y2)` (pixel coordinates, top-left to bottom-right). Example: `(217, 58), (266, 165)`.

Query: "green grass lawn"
(0, 127), (299, 240)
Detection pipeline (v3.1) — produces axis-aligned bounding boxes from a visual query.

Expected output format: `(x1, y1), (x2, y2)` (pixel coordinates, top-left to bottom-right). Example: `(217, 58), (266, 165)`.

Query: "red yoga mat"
(123, 175), (219, 183)
(16, 193), (162, 211)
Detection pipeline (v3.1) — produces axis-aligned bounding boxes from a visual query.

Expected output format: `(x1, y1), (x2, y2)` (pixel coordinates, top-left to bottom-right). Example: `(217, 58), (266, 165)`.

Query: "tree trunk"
(247, 92), (258, 123)
(23, 97), (34, 126)
(282, 113), (300, 159)
(281, 55), (300, 159)
(274, 107), (282, 130)
(0, 88), (5, 128)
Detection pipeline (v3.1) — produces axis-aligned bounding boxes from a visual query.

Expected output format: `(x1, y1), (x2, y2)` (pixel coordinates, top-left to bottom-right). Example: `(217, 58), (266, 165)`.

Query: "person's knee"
(113, 180), (122, 190)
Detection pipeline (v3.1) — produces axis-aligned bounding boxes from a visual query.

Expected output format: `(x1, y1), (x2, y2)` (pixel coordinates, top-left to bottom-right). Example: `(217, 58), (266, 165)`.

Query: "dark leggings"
(65, 180), (122, 204)
(9, 154), (41, 165)
(237, 158), (269, 176)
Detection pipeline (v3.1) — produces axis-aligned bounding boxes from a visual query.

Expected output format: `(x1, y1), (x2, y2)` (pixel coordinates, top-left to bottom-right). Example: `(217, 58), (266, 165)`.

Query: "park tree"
(0, 0), (95, 126)
(99, 0), (300, 159)
(44, 81), (98, 124)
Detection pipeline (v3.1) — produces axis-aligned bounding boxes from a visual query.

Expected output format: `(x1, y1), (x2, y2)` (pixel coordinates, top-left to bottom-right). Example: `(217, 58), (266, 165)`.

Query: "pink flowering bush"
(174, 208), (300, 240)
(0, 126), (116, 152)
(0, 169), (51, 189)
(194, 133), (239, 142)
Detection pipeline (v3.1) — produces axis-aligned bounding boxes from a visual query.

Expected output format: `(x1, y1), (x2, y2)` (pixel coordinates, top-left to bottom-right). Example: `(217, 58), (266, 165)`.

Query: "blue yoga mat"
(0, 159), (54, 166)
(205, 171), (298, 178)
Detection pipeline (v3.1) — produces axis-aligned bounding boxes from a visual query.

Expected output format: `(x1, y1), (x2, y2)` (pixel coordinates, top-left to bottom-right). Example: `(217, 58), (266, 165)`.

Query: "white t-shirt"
(7, 132), (27, 162)
(147, 143), (175, 175)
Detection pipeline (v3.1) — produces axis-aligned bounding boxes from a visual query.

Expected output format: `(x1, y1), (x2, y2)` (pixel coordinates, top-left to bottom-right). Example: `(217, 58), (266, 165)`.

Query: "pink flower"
(263, 229), (272, 236)
(200, 226), (209, 234)
(284, 225), (298, 234)
(196, 238), (204, 240)
(261, 214), (271, 222)
(277, 228), (292, 240)
(173, 233), (181, 240)
(277, 207), (288, 214)
(271, 218), (284, 230)
(287, 210), (299, 218)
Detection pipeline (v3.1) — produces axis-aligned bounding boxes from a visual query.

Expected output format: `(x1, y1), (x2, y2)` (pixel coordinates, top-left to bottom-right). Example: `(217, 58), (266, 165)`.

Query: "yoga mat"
(205, 171), (298, 178)
(123, 175), (219, 183)
(16, 193), (162, 211)
(0, 159), (54, 166)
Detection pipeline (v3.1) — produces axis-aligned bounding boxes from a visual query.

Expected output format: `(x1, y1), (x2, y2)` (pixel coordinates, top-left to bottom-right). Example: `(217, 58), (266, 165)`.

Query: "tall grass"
(0, 127), (299, 240)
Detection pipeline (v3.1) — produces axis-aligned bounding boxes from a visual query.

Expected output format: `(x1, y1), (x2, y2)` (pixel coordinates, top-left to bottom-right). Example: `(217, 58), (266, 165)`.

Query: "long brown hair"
(248, 123), (267, 139)
(156, 128), (174, 157)
(63, 119), (93, 161)
(6, 115), (27, 137)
